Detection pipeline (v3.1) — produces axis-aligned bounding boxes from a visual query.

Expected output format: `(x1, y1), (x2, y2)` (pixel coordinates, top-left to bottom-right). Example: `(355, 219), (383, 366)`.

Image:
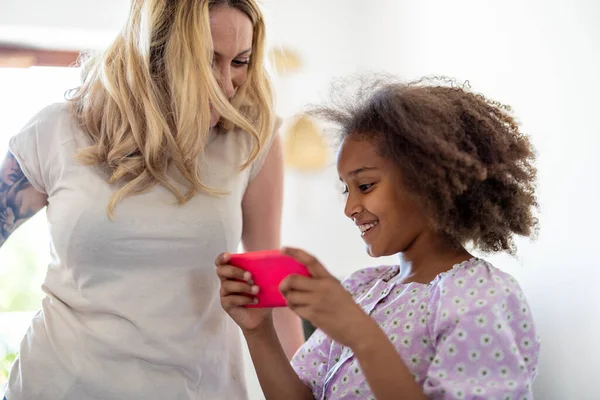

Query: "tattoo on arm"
(0, 153), (46, 246)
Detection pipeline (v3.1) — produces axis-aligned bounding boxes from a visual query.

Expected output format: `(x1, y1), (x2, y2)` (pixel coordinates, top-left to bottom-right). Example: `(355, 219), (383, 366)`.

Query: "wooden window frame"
(0, 45), (80, 68)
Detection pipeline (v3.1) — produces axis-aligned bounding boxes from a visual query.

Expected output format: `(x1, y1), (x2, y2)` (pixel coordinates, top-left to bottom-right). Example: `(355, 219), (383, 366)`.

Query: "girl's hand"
(279, 247), (377, 349)
(216, 252), (273, 333)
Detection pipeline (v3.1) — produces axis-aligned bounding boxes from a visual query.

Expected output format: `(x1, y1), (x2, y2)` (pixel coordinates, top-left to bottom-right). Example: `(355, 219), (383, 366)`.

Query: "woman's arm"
(241, 134), (304, 358)
(0, 152), (47, 248)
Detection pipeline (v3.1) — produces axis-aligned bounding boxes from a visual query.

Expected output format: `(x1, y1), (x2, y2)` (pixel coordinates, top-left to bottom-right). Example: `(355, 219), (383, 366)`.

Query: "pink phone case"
(228, 250), (310, 308)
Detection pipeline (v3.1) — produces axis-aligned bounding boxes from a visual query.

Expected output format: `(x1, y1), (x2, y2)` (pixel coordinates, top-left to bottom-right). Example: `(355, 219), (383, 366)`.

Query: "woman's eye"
(341, 185), (349, 195)
(358, 183), (373, 192)
(232, 59), (250, 67)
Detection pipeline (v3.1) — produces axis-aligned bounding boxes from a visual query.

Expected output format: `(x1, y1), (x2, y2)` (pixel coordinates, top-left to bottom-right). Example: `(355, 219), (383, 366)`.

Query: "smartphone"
(228, 249), (310, 308)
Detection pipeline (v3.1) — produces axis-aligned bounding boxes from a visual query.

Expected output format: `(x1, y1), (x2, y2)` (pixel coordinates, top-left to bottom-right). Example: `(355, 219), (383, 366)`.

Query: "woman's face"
(209, 6), (254, 127)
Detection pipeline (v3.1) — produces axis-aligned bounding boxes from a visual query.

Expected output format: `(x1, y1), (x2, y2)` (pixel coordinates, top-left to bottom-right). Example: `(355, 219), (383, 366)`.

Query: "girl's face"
(337, 136), (430, 258)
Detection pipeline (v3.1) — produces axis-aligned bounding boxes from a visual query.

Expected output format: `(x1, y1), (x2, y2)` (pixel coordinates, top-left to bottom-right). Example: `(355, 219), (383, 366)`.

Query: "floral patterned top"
(290, 258), (540, 400)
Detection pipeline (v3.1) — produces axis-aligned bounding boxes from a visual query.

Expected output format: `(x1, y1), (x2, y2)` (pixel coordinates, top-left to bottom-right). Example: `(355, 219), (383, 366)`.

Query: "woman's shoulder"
(12, 102), (77, 143)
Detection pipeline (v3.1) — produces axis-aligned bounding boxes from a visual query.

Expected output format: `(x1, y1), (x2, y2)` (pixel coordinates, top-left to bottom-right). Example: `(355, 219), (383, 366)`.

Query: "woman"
(0, 0), (303, 399)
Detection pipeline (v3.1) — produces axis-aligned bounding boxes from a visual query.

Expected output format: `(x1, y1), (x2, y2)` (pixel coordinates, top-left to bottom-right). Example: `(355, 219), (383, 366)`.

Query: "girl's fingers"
(221, 280), (260, 296)
(216, 264), (252, 282)
(222, 294), (258, 309)
(282, 290), (313, 308)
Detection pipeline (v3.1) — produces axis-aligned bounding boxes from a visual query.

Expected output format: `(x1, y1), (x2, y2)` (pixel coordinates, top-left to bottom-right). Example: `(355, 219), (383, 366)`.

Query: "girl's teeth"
(360, 221), (378, 235)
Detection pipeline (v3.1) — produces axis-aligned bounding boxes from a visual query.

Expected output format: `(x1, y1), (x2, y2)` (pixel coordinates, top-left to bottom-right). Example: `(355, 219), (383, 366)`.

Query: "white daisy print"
(487, 288), (498, 297)
(499, 366), (511, 378)
(453, 296), (464, 306)
(458, 306), (469, 315)
(495, 321), (505, 333)
(391, 318), (401, 328)
(397, 304), (405, 312)
(446, 343), (459, 357)
(492, 348), (505, 361)
(456, 278), (466, 288)
(420, 336), (430, 348)
(521, 337), (533, 350)
(400, 336), (412, 348)
(520, 305), (529, 315)
(505, 311), (514, 322)
(419, 302), (427, 312)
(476, 277), (487, 286)
(520, 320), (531, 332)
(505, 380), (517, 389)
(453, 389), (466, 399)
(473, 386), (486, 396)
(469, 349), (481, 362)
(441, 287), (449, 296)
(455, 328), (468, 341)
(478, 367), (491, 379)
(406, 310), (416, 319)
(455, 363), (467, 376)
(433, 356), (443, 366)
(419, 316), (428, 326)
(409, 354), (421, 367)
(475, 314), (488, 328)
(404, 322), (414, 333)
(493, 275), (505, 284)
(467, 288), (479, 297)
(476, 299), (488, 308)
(441, 309), (450, 320)
(480, 334), (493, 346)
(487, 380), (498, 388)
(437, 370), (448, 380)
(389, 333), (398, 343)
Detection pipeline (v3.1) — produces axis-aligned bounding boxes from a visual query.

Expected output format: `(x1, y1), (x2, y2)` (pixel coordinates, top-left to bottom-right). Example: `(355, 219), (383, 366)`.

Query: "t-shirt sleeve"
(290, 329), (332, 399)
(8, 103), (64, 194)
(248, 116), (282, 182)
(423, 262), (540, 399)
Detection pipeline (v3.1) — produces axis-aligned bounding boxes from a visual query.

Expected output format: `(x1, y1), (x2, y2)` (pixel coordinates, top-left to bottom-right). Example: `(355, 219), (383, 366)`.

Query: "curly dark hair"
(311, 75), (538, 254)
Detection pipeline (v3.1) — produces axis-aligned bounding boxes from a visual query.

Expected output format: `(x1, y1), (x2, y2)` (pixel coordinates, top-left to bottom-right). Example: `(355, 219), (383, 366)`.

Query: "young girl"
(217, 77), (540, 400)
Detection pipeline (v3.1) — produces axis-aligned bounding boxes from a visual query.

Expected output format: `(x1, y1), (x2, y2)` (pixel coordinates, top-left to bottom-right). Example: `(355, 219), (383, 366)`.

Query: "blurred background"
(0, 0), (599, 399)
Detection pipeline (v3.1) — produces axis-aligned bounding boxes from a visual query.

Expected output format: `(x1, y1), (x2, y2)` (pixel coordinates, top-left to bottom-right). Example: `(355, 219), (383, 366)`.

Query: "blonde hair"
(67, 0), (274, 216)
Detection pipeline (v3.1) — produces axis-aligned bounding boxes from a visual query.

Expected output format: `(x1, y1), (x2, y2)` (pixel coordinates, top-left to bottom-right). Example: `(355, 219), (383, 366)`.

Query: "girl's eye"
(341, 185), (349, 195)
(358, 183), (373, 192)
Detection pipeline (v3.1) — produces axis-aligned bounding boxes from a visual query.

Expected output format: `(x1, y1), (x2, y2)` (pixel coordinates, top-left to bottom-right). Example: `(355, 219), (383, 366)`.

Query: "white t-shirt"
(4, 103), (274, 400)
